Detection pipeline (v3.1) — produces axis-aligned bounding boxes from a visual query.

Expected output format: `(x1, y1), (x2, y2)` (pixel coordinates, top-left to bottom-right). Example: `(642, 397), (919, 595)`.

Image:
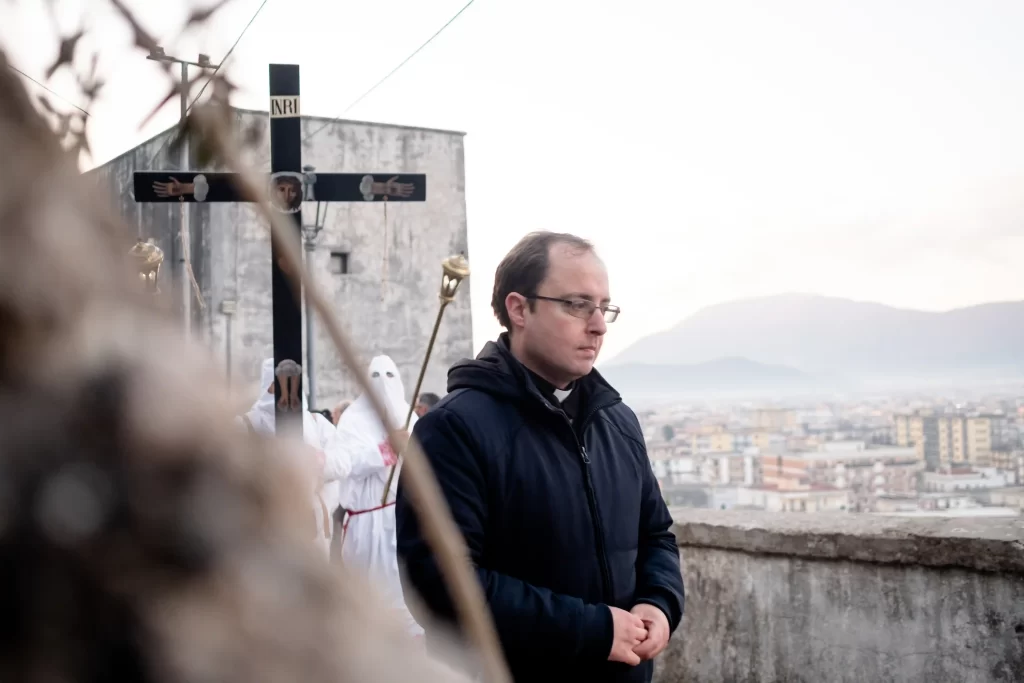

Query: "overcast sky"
(5, 0), (1024, 362)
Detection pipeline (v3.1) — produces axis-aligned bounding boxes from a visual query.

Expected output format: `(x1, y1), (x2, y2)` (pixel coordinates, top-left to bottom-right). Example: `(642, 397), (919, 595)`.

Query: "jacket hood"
(447, 334), (620, 407)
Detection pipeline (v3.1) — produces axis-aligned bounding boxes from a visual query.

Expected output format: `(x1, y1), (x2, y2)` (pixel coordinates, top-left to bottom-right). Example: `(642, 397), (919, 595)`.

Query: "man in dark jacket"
(396, 232), (684, 682)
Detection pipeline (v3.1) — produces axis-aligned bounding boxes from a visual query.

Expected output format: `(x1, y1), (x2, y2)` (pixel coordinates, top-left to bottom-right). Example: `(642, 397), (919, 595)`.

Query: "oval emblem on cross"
(268, 171), (304, 214)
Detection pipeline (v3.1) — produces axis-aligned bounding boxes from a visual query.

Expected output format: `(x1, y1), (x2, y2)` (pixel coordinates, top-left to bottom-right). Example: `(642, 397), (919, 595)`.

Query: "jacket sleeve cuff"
(578, 603), (613, 661)
(634, 594), (678, 633)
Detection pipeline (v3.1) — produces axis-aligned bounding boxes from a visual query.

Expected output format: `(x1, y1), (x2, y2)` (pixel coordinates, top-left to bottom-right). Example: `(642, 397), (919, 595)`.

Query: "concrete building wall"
(657, 509), (1024, 683)
(86, 109), (472, 409)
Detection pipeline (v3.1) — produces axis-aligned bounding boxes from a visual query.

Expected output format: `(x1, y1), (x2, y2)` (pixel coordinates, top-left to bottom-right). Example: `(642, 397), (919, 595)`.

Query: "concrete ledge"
(670, 508), (1024, 574)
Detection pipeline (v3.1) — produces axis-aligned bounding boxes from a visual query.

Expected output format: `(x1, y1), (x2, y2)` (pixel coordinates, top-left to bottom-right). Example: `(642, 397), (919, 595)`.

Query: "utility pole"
(304, 237), (317, 405)
(145, 48), (219, 340)
(301, 165), (327, 408)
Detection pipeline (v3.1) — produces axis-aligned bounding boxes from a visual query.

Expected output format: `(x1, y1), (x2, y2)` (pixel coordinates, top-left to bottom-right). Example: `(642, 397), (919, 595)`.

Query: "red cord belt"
(339, 501), (396, 547)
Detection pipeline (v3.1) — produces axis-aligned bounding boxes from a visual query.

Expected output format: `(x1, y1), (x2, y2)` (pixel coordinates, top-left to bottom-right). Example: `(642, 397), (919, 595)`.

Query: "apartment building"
(760, 442), (921, 512)
(894, 411), (1005, 470)
(737, 484), (849, 512)
(966, 415), (997, 467)
(755, 408), (797, 431)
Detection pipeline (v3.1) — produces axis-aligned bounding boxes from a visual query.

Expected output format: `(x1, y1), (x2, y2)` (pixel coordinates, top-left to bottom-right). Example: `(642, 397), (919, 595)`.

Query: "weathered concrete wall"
(87, 109), (472, 409)
(657, 509), (1024, 683)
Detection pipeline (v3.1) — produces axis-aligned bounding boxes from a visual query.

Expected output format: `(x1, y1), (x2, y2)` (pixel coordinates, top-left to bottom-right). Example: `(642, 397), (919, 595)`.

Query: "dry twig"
(0, 44), (478, 683)
(4, 1), (509, 679)
(189, 91), (512, 683)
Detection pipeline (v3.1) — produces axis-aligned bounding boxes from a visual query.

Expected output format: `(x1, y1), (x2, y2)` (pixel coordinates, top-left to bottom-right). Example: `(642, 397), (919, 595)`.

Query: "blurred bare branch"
(107, 0), (161, 60)
(1, 1), (510, 680)
(75, 53), (103, 102)
(188, 89), (512, 683)
(140, 73), (204, 131)
(0, 43), (478, 683)
(186, 0), (239, 28)
(45, 29), (84, 79)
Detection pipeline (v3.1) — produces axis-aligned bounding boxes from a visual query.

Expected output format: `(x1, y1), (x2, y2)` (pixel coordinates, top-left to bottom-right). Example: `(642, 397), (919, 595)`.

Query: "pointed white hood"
(335, 355), (416, 477)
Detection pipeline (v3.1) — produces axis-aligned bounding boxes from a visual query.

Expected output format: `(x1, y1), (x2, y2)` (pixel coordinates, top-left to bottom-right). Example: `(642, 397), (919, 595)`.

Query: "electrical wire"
(187, 0), (271, 115)
(145, 0), (272, 167)
(7, 63), (91, 116)
(287, 0), (476, 154)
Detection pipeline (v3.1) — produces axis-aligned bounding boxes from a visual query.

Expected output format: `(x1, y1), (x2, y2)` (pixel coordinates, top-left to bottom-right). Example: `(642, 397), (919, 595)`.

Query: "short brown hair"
(491, 231), (594, 330)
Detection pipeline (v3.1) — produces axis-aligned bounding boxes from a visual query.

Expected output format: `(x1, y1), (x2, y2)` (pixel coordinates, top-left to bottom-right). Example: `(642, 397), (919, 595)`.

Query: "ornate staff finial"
(130, 238), (164, 293)
(440, 253), (470, 303)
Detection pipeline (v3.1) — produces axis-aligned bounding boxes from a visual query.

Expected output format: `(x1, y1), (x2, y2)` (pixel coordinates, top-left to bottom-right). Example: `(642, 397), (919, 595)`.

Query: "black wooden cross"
(133, 63), (426, 439)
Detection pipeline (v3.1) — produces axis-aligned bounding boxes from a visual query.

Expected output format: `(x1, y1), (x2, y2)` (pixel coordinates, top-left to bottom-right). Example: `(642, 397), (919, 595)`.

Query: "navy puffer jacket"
(396, 336), (684, 682)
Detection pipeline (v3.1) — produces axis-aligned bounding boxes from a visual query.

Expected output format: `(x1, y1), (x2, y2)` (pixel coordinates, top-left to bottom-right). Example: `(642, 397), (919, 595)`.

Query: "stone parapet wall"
(655, 509), (1024, 683)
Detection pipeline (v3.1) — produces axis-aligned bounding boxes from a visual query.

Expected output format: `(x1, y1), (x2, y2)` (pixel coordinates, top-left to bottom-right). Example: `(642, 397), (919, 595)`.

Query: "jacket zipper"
(551, 399), (620, 603)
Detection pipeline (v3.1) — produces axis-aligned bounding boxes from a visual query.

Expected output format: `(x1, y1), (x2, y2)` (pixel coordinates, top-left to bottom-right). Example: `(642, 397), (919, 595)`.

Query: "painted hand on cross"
(152, 177), (194, 198)
(372, 176), (415, 198)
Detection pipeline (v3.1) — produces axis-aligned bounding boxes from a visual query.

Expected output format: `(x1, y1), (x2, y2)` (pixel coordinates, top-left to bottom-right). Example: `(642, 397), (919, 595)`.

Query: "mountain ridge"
(606, 294), (1024, 376)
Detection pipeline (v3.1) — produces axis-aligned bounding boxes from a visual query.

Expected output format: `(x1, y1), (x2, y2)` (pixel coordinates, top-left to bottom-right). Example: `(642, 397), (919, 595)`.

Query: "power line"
(145, 0), (272, 167)
(7, 63), (90, 116)
(297, 0), (476, 148)
(250, 0), (476, 227)
(187, 0), (271, 115)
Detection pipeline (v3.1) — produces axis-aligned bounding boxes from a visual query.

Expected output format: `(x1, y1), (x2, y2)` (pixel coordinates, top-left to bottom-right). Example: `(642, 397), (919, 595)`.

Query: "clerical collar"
(498, 335), (580, 416)
(523, 367), (582, 422)
(526, 368), (573, 402)
(553, 386), (573, 403)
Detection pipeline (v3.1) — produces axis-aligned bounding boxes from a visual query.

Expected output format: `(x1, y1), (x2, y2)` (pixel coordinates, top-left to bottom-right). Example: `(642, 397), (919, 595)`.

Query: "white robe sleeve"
(234, 415), (253, 434)
(314, 413), (351, 483)
(338, 429), (389, 479)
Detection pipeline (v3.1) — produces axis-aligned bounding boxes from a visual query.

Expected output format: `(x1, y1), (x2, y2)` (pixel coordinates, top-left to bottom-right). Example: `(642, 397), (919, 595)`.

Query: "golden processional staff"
(130, 238), (164, 294)
(380, 253), (470, 505)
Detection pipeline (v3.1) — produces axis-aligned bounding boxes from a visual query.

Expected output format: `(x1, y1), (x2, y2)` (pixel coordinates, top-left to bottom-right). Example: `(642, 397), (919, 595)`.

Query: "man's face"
(514, 243), (609, 387)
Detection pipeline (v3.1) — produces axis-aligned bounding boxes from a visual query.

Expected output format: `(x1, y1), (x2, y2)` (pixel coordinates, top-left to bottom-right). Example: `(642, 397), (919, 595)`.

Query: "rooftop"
(746, 483), (843, 493)
(800, 445), (919, 462)
(85, 106), (465, 171)
(925, 467), (998, 478)
(231, 106), (467, 137)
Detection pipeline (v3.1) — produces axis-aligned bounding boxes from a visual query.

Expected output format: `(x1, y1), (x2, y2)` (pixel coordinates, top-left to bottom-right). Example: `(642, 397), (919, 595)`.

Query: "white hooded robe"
(335, 355), (423, 636)
(238, 358), (351, 556)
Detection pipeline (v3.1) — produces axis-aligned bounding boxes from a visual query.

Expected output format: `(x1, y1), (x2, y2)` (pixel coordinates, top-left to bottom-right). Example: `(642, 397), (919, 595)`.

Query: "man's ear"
(505, 292), (529, 329)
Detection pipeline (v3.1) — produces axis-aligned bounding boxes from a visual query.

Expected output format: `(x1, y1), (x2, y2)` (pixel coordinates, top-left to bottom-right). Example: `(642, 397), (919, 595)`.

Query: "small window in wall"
(329, 251), (349, 275)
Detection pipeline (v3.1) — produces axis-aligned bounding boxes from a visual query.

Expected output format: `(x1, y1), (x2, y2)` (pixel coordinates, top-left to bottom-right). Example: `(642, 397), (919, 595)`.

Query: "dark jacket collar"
(447, 333), (620, 418)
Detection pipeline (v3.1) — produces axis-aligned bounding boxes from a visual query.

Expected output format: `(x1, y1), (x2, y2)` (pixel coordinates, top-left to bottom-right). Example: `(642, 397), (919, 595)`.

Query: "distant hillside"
(606, 294), (1024, 376)
(599, 356), (831, 397)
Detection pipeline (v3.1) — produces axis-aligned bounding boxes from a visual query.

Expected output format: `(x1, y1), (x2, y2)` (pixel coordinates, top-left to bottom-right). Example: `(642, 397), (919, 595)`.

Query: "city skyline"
(637, 391), (1024, 519)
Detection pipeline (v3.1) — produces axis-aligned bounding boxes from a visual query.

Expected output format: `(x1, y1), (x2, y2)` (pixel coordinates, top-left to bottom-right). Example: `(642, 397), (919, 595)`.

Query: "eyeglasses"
(526, 295), (620, 323)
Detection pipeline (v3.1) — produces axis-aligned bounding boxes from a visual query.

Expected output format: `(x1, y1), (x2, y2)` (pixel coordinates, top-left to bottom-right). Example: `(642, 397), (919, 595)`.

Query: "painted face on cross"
(506, 242), (610, 389)
(270, 175), (303, 213)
